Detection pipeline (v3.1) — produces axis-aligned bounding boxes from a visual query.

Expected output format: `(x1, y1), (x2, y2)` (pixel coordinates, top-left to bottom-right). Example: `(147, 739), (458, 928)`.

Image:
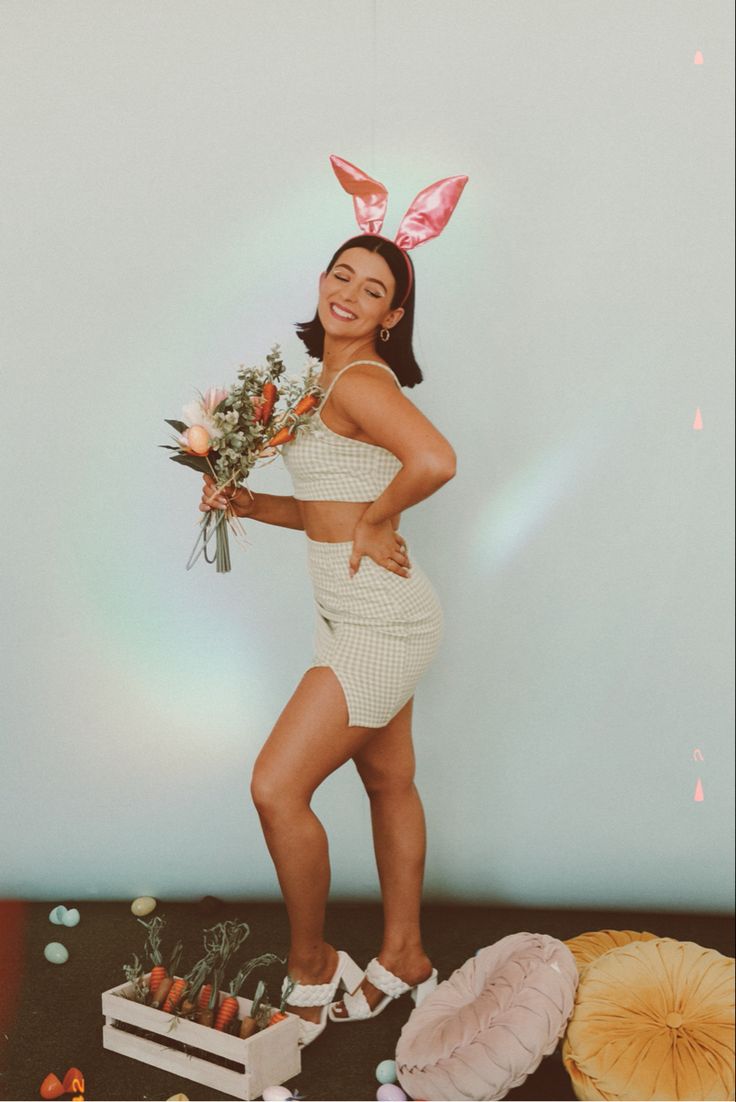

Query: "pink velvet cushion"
(395, 932), (579, 1101)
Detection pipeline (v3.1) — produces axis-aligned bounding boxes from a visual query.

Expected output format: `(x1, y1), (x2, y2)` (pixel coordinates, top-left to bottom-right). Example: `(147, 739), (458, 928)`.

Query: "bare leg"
(332, 696), (434, 1017)
(250, 665), (381, 1025)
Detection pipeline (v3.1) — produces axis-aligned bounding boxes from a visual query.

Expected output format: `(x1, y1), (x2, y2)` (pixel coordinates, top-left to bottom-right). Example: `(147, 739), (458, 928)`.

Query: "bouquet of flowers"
(160, 343), (323, 572)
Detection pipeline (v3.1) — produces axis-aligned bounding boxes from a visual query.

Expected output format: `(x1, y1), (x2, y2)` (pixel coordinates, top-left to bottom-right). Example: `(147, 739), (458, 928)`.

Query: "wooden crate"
(101, 973), (301, 1101)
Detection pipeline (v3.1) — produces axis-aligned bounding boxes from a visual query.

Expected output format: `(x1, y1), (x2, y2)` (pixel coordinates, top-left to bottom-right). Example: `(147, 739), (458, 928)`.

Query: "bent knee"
(249, 770), (282, 814)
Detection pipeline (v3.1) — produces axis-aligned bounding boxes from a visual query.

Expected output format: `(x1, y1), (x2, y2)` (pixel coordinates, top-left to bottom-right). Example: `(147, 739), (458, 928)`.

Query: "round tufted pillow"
(563, 927), (660, 976)
(562, 937), (735, 1101)
(395, 932), (579, 1101)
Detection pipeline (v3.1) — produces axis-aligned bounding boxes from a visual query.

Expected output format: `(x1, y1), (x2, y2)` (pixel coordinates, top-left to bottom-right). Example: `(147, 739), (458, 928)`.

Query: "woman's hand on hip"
(349, 516), (411, 578)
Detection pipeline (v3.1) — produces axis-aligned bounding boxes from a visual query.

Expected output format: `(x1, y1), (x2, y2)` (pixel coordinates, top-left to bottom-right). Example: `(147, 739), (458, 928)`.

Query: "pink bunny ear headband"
(329, 154), (469, 309)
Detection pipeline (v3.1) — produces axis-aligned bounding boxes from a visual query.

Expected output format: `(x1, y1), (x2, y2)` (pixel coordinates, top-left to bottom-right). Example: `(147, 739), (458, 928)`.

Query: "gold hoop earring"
(379, 327), (390, 342)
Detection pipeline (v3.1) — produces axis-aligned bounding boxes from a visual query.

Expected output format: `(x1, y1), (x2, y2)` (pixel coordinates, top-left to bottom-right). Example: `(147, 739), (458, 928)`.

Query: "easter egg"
(131, 896), (157, 916)
(376, 1059), (397, 1084)
(39, 1072), (65, 1099)
(261, 1088), (293, 1101)
(376, 1086), (407, 1101)
(61, 1069), (84, 1093)
(62, 907), (80, 926)
(186, 425), (210, 455)
(165, 1094), (189, 1101)
(49, 906), (66, 924)
(44, 942), (69, 964)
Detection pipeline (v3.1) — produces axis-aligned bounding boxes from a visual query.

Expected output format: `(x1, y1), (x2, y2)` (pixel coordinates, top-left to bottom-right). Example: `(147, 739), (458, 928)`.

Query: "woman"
(200, 235), (456, 1047)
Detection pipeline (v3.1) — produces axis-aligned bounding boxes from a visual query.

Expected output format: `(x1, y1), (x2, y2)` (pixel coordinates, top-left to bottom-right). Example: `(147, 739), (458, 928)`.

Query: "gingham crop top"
(281, 360), (403, 502)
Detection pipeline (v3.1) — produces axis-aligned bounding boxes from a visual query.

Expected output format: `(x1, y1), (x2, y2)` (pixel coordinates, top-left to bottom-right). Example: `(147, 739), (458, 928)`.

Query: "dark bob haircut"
(294, 234), (423, 388)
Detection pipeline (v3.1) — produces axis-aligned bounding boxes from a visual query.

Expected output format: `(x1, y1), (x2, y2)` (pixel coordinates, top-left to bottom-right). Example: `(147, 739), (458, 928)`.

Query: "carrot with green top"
(240, 978), (266, 1038)
(260, 381), (278, 423)
(177, 950), (218, 1020)
(215, 952), (284, 1032)
(197, 959), (224, 1028)
(214, 992), (239, 1032)
(150, 939), (183, 1009)
(195, 922), (228, 1026)
(293, 392), (319, 416)
(196, 919), (250, 1027)
(263, 425), (295, 447)
(165, 922), (234, 1022)
(136, 915), (168, 999)
(162, 975), (187, 1013)
(261, 389), (321, 449)
(269, 976), (296, 1026)
(249, 982), (281, 1033)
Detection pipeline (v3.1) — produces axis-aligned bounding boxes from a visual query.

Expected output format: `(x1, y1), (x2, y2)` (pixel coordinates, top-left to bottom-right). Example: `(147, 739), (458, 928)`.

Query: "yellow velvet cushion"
(564, 928), (660, 973)
(562, 937), (734, 1101)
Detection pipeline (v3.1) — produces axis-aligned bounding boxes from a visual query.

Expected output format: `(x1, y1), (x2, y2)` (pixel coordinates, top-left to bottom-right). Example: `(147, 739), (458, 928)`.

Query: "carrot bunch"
(262, 390), (321, 448)
(118, 913), (288, 1039)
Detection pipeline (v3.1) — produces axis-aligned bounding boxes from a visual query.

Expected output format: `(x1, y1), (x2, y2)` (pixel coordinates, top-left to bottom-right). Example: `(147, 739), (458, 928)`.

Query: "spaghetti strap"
(320, 359), (401, 403)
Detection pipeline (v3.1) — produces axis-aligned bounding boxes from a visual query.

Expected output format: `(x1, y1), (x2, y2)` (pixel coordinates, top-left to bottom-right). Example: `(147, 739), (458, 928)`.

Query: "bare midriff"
(297, 500), (401, 543)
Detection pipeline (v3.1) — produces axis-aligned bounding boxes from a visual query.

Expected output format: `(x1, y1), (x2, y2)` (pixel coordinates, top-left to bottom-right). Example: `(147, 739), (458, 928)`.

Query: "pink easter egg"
(376, 1086), (407, 1101)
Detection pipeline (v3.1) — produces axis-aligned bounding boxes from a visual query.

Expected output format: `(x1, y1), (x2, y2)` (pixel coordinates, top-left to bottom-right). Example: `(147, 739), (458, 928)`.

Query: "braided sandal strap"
(296, 1016), (322, 1046)
(281, 973), (339, 1007)
(365, 956), (412, 998)
(339, 983), (373, 1020)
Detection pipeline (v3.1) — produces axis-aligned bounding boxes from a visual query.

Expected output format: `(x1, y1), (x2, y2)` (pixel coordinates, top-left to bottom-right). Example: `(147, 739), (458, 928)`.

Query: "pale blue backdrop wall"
(1, 0), (733, 912)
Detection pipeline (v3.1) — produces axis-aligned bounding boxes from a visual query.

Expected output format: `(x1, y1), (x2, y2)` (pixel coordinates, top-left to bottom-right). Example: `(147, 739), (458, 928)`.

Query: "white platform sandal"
(281, 948), (364, 1047)
(327, 956), (438, 1022)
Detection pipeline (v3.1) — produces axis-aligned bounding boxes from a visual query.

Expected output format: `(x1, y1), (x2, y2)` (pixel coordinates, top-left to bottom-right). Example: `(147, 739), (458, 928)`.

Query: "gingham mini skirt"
(305, 534), (444, 728)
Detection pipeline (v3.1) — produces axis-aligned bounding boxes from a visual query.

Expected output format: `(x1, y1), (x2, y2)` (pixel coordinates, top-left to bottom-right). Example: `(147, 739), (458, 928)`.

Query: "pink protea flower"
(181, 385), (228, 442)
(202, 386), (228, 414)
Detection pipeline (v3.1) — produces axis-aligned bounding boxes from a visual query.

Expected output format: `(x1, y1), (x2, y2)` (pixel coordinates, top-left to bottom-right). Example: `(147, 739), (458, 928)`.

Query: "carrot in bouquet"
(262, 390), (322, 447)
(160, 344), (323, 573)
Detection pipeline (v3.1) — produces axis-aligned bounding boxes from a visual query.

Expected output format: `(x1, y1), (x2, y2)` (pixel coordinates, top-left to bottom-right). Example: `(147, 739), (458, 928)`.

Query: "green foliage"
(163, 344), (324, 491)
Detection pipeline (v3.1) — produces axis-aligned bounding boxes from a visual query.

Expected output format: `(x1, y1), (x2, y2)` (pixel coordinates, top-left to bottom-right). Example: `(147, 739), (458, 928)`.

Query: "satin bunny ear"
(393, 175), (469, 251)
(329, 154), (389, 236)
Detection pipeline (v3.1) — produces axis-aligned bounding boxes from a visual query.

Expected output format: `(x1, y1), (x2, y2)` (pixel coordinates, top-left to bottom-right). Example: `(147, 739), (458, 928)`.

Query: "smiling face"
(318, 246), (405, 340)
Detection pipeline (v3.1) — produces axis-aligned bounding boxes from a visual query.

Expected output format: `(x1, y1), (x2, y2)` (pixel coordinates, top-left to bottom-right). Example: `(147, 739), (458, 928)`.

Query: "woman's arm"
(233, 489), (305, 530)
(328, 367), (457, 528)
(359, 461), (454, 528)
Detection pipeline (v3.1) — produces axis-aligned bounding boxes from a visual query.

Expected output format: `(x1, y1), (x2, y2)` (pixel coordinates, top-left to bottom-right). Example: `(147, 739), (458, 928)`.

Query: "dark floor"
(0, 899), (733, 1102)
